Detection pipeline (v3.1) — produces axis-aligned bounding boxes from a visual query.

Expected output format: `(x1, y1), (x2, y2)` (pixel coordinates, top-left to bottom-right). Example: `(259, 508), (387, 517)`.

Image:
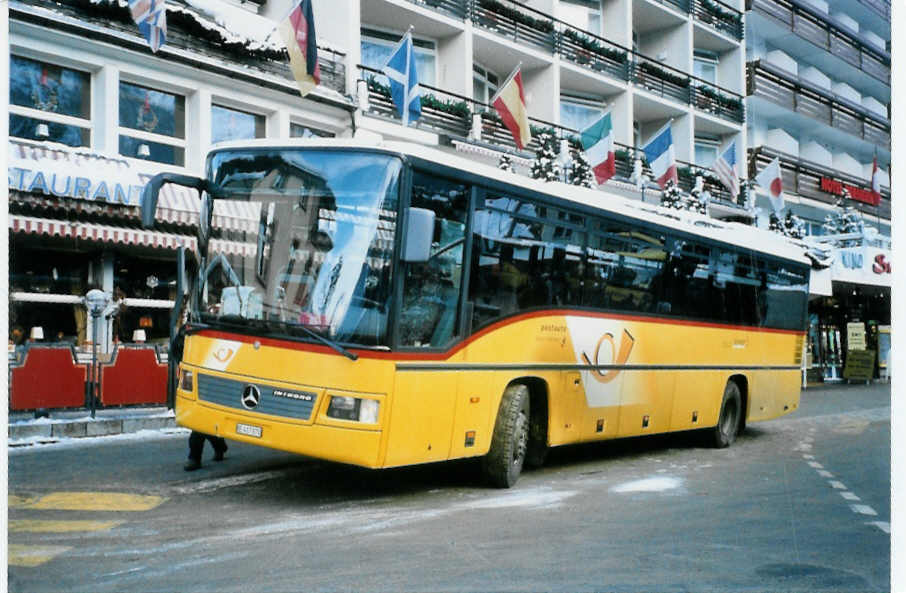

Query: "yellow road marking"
(9, 519), (126, 533)
(8, 544), (72, 567)
(8, 494), (40, 508)
(24, 492), (166, 511)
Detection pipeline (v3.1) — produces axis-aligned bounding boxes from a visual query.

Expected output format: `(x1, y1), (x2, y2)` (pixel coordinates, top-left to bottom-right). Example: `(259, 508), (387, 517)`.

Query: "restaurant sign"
(820, 177), (880, 206)
(8, 144), (147, 207)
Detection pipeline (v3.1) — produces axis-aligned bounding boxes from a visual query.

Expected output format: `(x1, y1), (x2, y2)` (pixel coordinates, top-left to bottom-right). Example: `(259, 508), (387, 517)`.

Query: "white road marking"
(807, 461), (824, 469)
(817, 470), (833, 478)
(840, 491), (861, 501)
(802, 454), (815, 459)
(171, 470), (289, 495)
(850, 504), (878, 516)
(829, 481), (847, 490)
(868, 521), (890, 534)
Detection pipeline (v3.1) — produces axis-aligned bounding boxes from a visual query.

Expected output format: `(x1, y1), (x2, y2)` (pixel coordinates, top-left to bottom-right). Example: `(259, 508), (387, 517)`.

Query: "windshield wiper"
(199, 313), (358, 361)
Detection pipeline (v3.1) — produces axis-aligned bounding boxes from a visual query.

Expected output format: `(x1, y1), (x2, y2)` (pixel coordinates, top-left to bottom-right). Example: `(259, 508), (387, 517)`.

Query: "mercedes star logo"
(241, 384), (261, 410)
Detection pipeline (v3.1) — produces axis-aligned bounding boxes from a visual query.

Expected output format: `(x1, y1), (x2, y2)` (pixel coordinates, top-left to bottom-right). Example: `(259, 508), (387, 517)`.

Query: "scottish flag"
(383, 31), (421, 126)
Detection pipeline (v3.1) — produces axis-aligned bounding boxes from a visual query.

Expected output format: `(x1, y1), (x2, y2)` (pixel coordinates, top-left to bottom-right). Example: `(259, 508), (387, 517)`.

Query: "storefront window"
(211, 104), (265, 144)
(118, 81), (186, 165)
(9, 55), (91, 147)
(9, 247), (90, 296)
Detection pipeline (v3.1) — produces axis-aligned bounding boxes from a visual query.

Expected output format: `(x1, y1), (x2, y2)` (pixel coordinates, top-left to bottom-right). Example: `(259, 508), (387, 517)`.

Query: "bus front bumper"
(174, 393), (385, 469)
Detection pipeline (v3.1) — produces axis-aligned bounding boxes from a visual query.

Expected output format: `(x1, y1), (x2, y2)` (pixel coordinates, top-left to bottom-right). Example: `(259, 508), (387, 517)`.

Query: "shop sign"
(820, 177), (880, 206)
(846, 322), (866, 350)
(833, 246), (892, 287)
(842, 349), (875, 382)
(8, 148), (146, 207)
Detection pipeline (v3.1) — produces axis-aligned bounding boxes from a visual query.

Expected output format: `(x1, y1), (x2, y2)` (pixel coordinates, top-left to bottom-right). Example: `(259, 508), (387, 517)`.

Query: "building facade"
(744, 0), (892, 381)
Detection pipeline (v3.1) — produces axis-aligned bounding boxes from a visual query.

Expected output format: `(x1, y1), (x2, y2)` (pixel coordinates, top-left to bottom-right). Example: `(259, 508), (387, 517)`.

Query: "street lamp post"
(83, 289), (111, 418)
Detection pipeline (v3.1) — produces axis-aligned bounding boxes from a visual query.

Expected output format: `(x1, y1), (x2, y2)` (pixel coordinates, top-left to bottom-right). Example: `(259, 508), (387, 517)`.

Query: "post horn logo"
(213, 347), (234, 362)
(581, 329), (636, 384)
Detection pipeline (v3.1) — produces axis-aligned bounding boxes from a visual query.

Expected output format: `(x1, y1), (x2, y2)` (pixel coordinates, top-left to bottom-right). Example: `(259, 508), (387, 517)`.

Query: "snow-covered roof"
(207, 138), (811, 265)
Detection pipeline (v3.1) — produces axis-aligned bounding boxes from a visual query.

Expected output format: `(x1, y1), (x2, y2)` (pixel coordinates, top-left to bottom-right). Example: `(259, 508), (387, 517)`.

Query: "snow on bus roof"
(208, 138), (810, 265)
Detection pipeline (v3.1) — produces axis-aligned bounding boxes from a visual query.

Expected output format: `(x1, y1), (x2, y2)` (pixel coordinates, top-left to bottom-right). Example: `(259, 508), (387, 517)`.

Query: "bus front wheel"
(482, 383), (530, 488)
(711, 381), (742, 448)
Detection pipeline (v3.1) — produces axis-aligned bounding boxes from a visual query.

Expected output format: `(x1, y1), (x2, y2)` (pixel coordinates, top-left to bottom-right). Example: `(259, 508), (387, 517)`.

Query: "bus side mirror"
(402, 207), (435, 263)
(140, 173), (208, 229)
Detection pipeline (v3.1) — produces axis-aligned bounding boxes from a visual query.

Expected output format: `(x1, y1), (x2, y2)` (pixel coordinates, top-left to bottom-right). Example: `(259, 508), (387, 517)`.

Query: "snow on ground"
(8, 427), (188, 454)
(610, 476), (682, 493)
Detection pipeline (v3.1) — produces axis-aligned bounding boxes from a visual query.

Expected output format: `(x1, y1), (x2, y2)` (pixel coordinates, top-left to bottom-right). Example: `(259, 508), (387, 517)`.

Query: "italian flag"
(492, 67), (531, 150)
(580, 112), (615, 185)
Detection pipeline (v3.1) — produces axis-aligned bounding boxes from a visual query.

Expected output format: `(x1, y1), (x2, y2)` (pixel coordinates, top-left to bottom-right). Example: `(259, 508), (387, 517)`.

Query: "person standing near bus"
(184, 431), (228, 471)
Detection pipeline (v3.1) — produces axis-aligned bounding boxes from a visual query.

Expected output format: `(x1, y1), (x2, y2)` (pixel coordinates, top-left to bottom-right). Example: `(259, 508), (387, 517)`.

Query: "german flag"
(279, 0), (321, 97)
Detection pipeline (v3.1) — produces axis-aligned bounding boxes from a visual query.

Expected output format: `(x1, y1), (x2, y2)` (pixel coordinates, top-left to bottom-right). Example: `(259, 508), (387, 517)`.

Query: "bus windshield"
(202, 149), (401, 347)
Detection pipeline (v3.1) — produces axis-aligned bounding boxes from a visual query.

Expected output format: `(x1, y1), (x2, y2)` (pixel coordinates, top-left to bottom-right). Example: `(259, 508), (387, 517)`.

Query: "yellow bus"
(142, 140), (809, 487)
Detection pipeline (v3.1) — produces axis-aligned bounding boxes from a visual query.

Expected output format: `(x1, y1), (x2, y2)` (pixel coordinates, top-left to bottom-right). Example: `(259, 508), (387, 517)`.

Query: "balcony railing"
(747, 61), (890, 148)
(691, 0), (744, 40)
(470, 0), (556, 53)
(402, 0), (468, 19)
(556, 25), (630, 82)
(747, 0), (890, 84)
(748, 146), (890, 219)
(691, 79), (745, 123)
(858, 0), (890, 20)
(317, 46), (347, 94)
(359, 66), (472, 139)
(631, 55), (691, 105)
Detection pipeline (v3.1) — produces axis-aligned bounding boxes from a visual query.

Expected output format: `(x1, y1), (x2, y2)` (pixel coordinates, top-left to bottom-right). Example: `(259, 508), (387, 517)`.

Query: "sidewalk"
(8, 406), (178, 446)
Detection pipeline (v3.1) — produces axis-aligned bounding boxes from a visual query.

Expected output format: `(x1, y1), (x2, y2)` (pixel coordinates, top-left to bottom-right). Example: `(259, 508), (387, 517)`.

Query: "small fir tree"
(783, 210), (806, 239)
(768, 211), (784, 235)
(660, 179), (684, 210)
(530, 130), (562, 182)
(688, 177), (708, 215)
(823, 194), (864, 245)
(568, 141), (594, 188)
(498, 153), (514, 173)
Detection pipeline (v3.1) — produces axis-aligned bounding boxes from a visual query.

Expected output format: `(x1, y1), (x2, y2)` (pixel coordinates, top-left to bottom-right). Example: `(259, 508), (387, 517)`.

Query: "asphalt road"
(8, 382), (890, 592)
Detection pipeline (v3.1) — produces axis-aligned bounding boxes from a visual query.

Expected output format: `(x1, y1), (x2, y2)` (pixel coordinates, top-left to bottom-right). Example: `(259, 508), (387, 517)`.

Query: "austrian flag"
(580, 112), (616, 185)
(279, 0), (321, 97)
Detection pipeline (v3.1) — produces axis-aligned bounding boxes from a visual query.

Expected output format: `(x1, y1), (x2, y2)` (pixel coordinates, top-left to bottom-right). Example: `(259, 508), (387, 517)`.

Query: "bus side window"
(398, 172), (468, 348)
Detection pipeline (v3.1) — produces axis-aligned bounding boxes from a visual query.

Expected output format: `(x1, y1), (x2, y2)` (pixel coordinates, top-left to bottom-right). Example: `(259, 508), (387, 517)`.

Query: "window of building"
(9, 55), (91, 147)
(473, 64), (499, 107)
(211, 104), (265, 144)
(560, 0), (602, 35)
(118, 81), (185, 166)
(361, 28), (436, 86)
(289, 123), (335, 138)
(560, 95), (604, 132)
(694, 136), (720, 167)
(693, 51), (718, 84)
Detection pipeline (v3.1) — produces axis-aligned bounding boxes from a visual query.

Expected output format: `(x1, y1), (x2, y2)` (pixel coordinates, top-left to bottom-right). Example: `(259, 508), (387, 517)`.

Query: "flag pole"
(489, 62), (523, 106)
(266, 0), (304, 41)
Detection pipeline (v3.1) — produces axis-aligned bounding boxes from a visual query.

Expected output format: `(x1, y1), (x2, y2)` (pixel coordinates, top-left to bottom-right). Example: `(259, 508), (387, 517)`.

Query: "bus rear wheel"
(711, 381), (742, 448)
(482, 383), (530, 488)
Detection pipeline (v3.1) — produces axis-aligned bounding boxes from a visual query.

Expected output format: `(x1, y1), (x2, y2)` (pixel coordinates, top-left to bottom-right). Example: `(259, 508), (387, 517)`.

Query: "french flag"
(642, 123), (677, 188)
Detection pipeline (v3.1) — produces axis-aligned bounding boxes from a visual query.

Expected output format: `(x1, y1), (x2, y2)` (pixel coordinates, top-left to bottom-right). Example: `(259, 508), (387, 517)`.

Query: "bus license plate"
(236, 423), (262, 438)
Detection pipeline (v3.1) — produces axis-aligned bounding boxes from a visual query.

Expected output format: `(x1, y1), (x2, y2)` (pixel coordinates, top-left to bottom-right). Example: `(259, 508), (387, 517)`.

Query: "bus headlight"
(179, 369), (194, 392)
(326, 395), (380, 423)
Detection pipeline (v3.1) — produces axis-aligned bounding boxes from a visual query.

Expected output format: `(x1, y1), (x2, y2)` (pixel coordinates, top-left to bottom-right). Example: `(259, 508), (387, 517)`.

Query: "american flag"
(129, 0), (167, 53)
(712, 140), (738, 198)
